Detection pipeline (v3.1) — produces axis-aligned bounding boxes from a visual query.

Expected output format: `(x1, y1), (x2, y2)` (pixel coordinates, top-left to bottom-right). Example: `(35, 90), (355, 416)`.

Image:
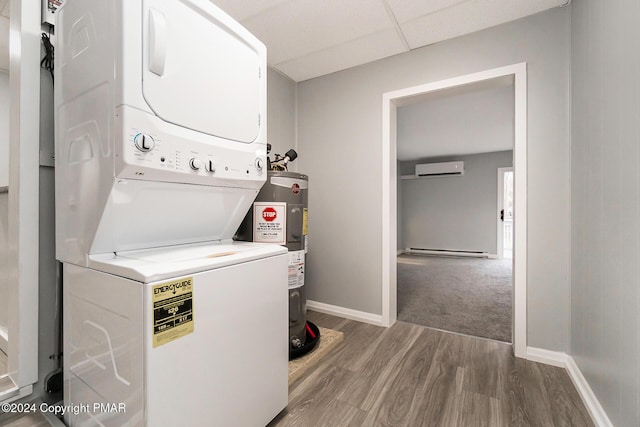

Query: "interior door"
(497, 167), (514, 259)
(142, 0), (263, 143)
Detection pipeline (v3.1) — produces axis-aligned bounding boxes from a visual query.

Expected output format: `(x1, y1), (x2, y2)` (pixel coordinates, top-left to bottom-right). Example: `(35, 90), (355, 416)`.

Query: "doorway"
(395, 83), (514, 342)
(382, 63), (528, 357)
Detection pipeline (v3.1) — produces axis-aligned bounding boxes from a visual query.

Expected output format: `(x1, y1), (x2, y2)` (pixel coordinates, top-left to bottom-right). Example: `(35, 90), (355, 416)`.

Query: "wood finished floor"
(0, 313), (593, 427)
(270, 311), (594, 427)
(0, 412), (50, 427)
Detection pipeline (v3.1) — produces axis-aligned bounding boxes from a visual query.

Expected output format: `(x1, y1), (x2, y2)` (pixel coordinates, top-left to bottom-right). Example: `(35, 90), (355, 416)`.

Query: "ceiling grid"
(213, 0), (569, 82)
(0, 1), (570, 79)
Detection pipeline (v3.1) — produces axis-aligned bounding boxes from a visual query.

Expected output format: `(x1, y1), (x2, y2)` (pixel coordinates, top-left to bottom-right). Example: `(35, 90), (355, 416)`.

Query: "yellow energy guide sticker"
(303, 208), (308, 235)
(152, 277), (194, 348)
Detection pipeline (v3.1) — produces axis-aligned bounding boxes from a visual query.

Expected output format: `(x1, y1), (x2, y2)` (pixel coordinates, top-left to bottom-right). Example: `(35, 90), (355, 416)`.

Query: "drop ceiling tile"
(400, 0), (567, 49)
(211, 0), (287, 22)
(274, 28), (407, 82)
(385, 0), (468, 23)
(241, 0), (396, 64)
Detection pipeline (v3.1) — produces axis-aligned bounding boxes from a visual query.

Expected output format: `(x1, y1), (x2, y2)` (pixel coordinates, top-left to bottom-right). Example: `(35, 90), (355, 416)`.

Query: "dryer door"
(142, 0), (264, 143)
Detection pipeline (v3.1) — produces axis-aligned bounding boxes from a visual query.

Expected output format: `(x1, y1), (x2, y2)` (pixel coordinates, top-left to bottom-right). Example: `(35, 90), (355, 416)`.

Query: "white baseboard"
(565, 356), (614, 427)
(526, 347), (613, 427)
(0, 326), (7, 354)
(306, 300), (383, 326)
(526, 346), (568, 367)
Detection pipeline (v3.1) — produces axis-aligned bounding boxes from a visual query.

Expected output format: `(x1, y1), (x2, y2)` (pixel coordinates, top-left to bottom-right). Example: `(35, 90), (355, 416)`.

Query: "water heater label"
(303, 208), (308, 236)
(253, 202), (287, 244)
(152, 277), (194, 348)
(288, 250), (305, 287)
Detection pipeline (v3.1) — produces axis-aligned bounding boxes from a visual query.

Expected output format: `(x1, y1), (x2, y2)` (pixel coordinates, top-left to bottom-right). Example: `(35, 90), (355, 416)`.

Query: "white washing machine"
(63, 242), (287, 426)
(55, 0), (288, 425)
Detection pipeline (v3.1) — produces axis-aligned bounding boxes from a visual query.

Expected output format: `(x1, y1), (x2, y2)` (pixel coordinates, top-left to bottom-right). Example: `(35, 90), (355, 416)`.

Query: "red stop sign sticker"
(262, 207), (277, 222)
(292, 183), (300, 195)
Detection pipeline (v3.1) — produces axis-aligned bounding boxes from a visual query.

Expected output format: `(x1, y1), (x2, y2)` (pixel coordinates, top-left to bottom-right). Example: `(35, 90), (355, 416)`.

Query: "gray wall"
(36, 68), (59, 398)
(0, 192), (7, 340)
(396, 161), (403, 251)
(0, 69), (8, 345)
(0, 71), (8, 186)
(571, 0), (640, 425)
(267, 67), (297, 170)
(397, 84), (514, 160)
(297, 6), (571, 351)
(400, 151), (513, 255)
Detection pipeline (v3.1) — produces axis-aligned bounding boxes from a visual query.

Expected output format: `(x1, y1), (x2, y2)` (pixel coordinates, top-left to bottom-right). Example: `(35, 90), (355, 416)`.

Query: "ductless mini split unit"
(415, 161), (464, 177)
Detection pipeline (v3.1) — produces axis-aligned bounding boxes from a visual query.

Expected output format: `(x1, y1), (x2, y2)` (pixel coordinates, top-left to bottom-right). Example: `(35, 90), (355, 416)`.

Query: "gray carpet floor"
(397, 254), (512, 342)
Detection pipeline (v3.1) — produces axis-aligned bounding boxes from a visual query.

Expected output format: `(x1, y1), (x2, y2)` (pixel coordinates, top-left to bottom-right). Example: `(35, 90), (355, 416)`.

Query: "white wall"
(571, 0), (640, 425)
(297, 6), (571, 351)
(267, 68), (297, 169)
(400, 151), (513, 255)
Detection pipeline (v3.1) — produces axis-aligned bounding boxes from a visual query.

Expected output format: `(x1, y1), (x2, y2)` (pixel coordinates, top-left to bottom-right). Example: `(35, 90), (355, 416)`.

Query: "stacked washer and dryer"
(55, 1), (288, 426)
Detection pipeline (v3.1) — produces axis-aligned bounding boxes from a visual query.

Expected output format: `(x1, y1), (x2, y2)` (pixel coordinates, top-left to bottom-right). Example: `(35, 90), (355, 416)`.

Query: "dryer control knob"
(134, 133), (155, 152)
(189, 158), (202, 171)
(205, 160), (216, 173)
(255, 158), (264, 171)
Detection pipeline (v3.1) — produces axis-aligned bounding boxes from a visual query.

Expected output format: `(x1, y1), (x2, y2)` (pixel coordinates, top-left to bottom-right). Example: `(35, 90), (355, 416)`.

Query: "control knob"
(255, 158), (264, 171)
(189, 158), (202, 171)
(134, 133), (155, 152)
(205, 160), (216, 173)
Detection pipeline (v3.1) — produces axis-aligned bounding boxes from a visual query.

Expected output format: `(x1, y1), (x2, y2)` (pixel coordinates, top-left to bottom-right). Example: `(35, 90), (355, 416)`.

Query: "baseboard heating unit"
(405, 248), (489, 258)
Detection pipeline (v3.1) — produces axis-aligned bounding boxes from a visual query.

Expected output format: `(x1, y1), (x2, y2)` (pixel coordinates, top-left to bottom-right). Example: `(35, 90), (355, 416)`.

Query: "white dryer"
(55, 0), (288, 425)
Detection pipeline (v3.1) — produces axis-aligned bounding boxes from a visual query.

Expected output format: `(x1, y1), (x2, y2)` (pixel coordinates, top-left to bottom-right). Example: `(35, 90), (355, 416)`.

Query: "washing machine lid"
(88, 241), (286, 283)
(142, 0), (264, 143)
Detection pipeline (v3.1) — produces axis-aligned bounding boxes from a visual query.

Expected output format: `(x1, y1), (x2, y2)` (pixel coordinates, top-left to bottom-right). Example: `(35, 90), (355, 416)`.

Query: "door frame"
(1, 0), (41, 403)
(381, 63), (528, 357)
(498, 167), (514, 259)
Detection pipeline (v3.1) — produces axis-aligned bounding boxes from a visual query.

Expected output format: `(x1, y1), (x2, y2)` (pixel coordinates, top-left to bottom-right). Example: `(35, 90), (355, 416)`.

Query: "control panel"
(115, 107), (266, 187)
